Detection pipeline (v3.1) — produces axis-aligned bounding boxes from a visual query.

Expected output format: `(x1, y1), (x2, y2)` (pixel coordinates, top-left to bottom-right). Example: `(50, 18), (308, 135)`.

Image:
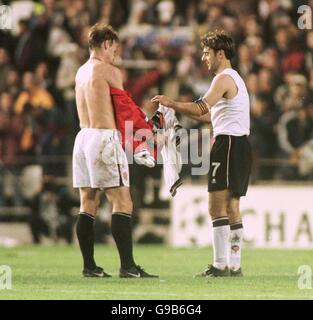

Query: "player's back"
(75, 59), (118, 129)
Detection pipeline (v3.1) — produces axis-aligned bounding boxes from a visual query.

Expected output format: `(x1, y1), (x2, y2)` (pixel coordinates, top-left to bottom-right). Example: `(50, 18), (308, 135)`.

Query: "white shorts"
(73, 128), (129, 189)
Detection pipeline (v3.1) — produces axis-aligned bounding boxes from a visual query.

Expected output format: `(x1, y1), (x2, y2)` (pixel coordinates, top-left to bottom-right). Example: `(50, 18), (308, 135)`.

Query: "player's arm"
(151, 74), (230, 117)
(97, 62), (124, 90)
(91, 63), (124, 91)
(189, 112), (211, 123)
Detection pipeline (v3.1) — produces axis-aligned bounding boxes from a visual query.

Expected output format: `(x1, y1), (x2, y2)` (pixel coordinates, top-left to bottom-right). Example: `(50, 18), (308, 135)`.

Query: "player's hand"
(151, 95), (175, 108)
(134, 150), (155, 168)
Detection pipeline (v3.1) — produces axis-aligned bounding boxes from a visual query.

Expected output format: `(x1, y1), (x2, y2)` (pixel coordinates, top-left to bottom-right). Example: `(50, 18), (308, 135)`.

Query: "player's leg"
(79, 187), (100, 215)
(76, 187), (110, 277)
(73, 130), (109, 277)
(227, 196), (243, 276)
(105, 186), (158, 278)
(105, 186), (134, 272)
(227, 135), (252, 276)
(196, 135), (232, 277)
(209, 190), (231, 274)
(195, 190), (230, 277)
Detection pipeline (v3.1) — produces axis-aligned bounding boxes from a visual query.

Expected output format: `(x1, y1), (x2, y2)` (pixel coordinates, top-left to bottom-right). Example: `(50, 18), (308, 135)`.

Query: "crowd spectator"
(28, 180), (78, 244)
(250, 93), (278, 180)
(14, 71), (54, 115)
(0, 48), (13, 91)
(277, 103), (313, 180)
(0, 91), (24, 206)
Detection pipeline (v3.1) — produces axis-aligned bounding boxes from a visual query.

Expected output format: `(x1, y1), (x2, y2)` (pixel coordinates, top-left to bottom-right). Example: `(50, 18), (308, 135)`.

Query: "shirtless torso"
(73, 44), (132, 202)
(75, 57), (123, 129)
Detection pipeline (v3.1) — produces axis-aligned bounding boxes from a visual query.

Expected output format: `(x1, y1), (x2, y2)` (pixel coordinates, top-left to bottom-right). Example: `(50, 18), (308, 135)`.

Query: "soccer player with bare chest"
(73, 23), (157, 278)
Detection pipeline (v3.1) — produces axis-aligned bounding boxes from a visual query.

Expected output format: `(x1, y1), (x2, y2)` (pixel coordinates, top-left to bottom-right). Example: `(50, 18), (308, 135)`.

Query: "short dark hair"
(88, 23), (119, 50)
(200, 30), (235, 60)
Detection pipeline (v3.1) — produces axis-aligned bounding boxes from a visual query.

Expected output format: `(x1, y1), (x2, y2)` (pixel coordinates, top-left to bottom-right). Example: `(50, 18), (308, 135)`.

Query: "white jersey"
(210, 68), (250, 138)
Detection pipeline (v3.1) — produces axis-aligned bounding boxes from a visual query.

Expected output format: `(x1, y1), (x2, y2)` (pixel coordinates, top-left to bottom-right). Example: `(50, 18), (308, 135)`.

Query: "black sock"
(111, 212), (136, 270)
(76, 212), (97, 270)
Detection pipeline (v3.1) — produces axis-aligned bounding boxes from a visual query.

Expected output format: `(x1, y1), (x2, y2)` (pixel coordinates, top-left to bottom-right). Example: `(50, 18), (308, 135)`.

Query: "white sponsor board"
(171, 185), (313, 248)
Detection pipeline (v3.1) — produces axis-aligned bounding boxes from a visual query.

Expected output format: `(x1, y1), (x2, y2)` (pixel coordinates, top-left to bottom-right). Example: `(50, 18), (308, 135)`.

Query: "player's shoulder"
(94, 61), (121, 76)
(214, 72), (234, 83)
(75, 64), (84, 82)
(75, 61), (94, 85)
(212, 73), (234, 90)
(93, 61), (123, 85)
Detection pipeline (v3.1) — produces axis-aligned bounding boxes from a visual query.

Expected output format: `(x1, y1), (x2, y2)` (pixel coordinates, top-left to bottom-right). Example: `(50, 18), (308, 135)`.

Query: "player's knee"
(113, 198), (133, 214)
(226, 203), (231, 216)
(209, 205), (228, 220)
(121, 200), (133, 214)
(227, 197), (241, 222)
(229, 210), (241, 224)
(209, 210), (220, 220)
(80, 201), (97, 216)
(209, 202), (220, 219)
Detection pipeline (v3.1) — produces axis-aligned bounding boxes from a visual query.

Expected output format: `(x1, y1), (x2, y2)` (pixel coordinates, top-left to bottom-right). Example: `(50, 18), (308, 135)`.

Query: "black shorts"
(208, 135), (252, 197)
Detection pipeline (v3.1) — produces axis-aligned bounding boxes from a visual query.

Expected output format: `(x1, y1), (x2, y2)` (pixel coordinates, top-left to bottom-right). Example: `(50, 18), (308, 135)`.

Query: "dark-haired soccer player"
(152, 31), (251, 277)
(73, 23), (157, 278)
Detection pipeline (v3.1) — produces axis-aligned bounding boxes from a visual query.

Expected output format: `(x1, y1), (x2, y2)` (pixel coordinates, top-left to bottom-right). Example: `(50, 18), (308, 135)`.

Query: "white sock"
(230, 223), (243, 271)
(212, 217), (230, 270)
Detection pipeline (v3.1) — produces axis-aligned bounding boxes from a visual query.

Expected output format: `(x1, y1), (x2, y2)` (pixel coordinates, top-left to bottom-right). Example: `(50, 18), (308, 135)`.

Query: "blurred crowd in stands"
(1, 0), (313, 218)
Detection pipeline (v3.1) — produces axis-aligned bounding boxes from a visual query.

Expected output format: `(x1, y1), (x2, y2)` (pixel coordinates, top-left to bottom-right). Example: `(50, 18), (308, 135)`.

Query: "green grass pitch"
(0, 245), (312, 300)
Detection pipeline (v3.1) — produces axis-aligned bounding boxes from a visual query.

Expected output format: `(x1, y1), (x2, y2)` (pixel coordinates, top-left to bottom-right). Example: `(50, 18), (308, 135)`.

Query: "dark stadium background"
(0, 0), (312, 246)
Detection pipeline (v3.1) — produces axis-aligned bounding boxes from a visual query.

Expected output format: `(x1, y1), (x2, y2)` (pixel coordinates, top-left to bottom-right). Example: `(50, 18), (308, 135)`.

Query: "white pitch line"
(6, 289), (313, 299)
